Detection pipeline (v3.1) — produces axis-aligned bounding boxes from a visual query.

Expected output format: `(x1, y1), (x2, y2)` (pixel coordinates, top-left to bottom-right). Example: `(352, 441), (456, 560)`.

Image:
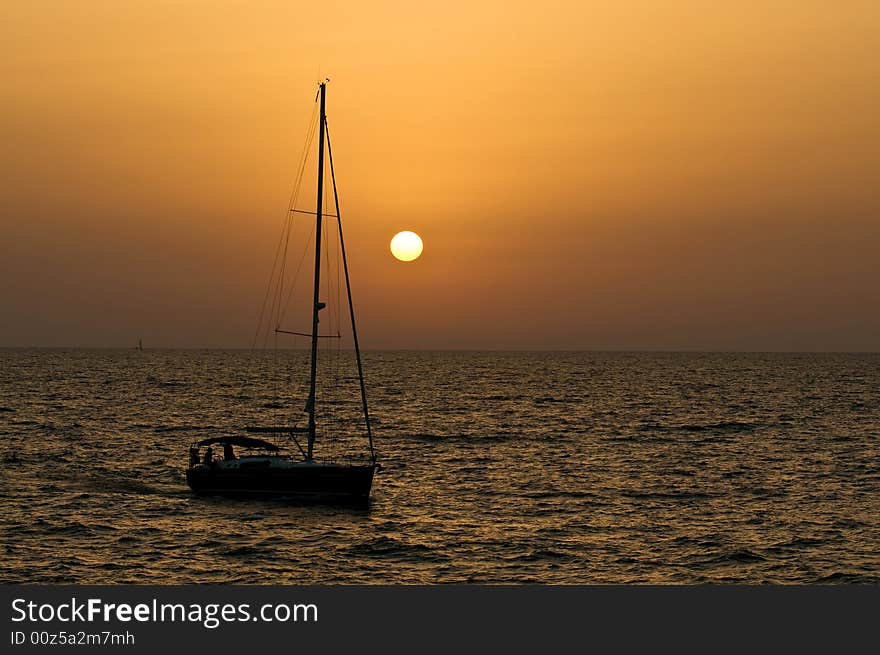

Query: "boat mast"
(306, 80), (327, 461)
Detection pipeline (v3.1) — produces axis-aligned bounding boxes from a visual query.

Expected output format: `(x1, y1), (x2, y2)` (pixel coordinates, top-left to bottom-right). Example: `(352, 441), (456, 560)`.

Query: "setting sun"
(390, 231), (423, 262)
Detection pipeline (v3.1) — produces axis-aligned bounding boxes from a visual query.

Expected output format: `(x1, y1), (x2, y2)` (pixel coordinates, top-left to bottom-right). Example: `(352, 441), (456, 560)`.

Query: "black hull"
(186, 463), (377, 504)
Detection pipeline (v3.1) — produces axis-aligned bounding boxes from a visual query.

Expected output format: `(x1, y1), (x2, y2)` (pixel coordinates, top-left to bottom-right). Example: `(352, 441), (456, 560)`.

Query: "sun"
(390, 231), (423, 262)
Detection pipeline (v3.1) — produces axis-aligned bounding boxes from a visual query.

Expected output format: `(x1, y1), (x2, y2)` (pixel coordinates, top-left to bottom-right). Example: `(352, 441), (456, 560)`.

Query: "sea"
(0, 349), (877, 584)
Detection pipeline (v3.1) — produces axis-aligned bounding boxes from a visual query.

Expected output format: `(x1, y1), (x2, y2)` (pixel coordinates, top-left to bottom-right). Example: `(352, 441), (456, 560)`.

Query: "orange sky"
(2, 1), (878, 349)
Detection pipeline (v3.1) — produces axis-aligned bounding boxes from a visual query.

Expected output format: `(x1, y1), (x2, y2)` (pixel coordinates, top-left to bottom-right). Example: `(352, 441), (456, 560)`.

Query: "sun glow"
(390, 231), (423, 262)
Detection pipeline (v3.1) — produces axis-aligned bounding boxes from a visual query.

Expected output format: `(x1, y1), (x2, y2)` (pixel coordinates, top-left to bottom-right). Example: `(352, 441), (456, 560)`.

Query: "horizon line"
(1, 346), (878, 355)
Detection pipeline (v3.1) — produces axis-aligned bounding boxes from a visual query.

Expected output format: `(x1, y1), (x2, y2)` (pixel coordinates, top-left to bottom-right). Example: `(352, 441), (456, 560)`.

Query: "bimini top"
(195, 435), (279, 451)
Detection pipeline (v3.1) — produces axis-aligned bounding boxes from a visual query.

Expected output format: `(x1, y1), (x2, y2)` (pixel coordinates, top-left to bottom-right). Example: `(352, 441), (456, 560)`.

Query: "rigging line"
(252, 210), (289, 350)
(252, 220), (286, 350)
(262, 109), (319, 353)
(260, 163), (316, 351)
(321, 192), (334, 450)
(289, 209), (339, 218)
(325, 162), (343, 459)
(245, 102), (317, 408)
(274, 329), (340, 338)
(274, 107), (320, 339)
(323, 160), (340, 352)
(251, 100), (320, 351)
(330, 181), (342, 461)
(276, 220), (315, 330)
(333, 189), (342, 453)
(265, 101), (319, 348)
(325, 118), (376, 464)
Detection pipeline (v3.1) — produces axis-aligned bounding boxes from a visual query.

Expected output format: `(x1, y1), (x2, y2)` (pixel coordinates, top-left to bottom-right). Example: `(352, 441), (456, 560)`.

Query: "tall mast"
(306, 81), (327, 461)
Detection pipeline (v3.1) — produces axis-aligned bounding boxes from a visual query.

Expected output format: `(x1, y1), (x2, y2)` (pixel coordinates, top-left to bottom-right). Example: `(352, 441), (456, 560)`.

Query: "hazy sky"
(2, 1), (878, 350)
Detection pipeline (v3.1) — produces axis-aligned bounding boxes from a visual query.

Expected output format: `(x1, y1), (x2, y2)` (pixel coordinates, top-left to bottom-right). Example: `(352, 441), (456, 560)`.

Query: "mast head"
(315, 78), (330, 101)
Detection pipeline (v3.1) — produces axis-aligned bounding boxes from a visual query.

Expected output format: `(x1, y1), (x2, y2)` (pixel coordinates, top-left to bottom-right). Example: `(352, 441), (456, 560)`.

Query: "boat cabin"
(188, 435), (281, 469)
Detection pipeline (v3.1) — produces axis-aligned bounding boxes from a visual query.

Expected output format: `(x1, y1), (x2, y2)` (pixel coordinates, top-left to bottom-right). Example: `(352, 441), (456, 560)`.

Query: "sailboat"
(185, 81), (379, 504)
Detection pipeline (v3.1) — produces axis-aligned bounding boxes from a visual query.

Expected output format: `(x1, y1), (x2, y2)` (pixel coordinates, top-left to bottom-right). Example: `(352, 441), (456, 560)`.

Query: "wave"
(406, 432), (521, 443)
(154, 425), (216, 433)
(157, 380), (187, 388)
(38, 520), (121, 537)
(525, 490), (598, 500)
(813, 571), (875, 583)
(504, 548), (577, 563)
(60, 469), (163, 495)
(623, 489), (716, 501)
(219, 544), (276, 558)
(679, 421), (758, 432)
(697, 548), (767, 565)
(342, 536), (444, 561)
(638, 420), (759, 433)
(765, 536), (826, 552)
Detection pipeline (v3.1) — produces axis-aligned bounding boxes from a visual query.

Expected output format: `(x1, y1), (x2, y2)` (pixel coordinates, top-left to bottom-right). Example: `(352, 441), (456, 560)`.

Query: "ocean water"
(0, 349), (877, 584)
